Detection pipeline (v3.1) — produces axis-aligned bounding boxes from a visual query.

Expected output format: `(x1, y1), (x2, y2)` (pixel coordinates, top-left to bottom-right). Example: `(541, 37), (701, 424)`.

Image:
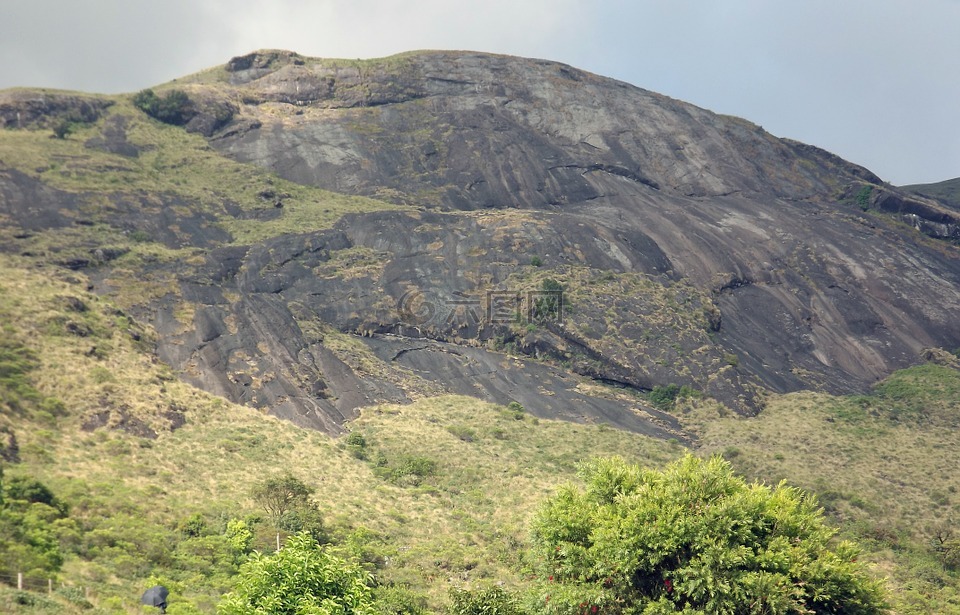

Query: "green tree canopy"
(217, 532), (374, 615)
(530, 455), (888, 614)
(251, 474), (313, 526)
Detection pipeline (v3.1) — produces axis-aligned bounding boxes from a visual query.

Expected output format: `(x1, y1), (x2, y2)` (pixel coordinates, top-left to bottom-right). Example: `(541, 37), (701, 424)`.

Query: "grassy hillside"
(1, 250), (959, 614)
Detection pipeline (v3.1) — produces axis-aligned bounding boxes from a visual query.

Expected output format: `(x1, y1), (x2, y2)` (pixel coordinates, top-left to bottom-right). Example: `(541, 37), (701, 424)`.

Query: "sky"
(2, 0), (957, 185)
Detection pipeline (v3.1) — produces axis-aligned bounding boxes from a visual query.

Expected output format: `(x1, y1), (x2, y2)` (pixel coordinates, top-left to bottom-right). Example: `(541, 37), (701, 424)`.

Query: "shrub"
(217, 532), (374, 615)
(648, 384), (680, 410)
(133, 89), (194, 126)
(531, 279), (564, 322)
(446, 424), (477, 442)
(530, 455), (889, 614)
(856, 185), (874, 211)
(129, 230), (152, 243)
(372, 584), (429, 615)
(51, 118), (77, 139)
(451, 586), (525, 615)
(374, 455), (438, 487)
(346, 431), (368, 459)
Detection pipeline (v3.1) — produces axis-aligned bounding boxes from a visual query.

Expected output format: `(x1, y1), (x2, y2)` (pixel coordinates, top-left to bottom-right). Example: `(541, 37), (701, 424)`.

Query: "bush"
(451, 586), (525, 615)
(373, 455), (438, 487)
(133, 89), (194, 126)
(346, 431), (368, 459)
(446, 424), (477, 442)
(217, 532), (374, 615)
(372, 584), (428, 615)
(530, 455), (889, 614)
(531, 279), (564, 322)
(856, 185), (874, 211)
(648, 384), (698, 410)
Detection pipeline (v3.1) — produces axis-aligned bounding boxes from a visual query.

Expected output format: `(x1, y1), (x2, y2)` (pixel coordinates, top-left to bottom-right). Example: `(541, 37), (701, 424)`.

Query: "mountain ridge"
(1, 49), (959, 433)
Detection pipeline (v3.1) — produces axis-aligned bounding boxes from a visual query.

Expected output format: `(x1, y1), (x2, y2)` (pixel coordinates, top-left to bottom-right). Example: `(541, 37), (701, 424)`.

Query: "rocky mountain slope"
(2, 49), (959, 434)
(904, 176), (960, 208)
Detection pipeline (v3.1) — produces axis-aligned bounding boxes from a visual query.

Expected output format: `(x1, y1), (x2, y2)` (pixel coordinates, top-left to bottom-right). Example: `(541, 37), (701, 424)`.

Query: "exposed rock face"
(0, 90), (113, 129)
(3, 49), (960, 434)
(202, 51), (960, 403)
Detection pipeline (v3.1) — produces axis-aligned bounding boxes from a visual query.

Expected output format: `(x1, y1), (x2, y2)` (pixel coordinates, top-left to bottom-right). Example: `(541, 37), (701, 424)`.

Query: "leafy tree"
(250, 474), (327, 545)
(0, 475), (71, 582)
(5, 475), (66, 514)
(217, 532), (374, 615)
(530, 455), (889, 614)
(251, 474), (313, 526)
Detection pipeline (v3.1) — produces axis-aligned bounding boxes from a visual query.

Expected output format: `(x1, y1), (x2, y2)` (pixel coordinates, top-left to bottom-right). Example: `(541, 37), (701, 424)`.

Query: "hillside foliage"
(530, 455), (888, 614)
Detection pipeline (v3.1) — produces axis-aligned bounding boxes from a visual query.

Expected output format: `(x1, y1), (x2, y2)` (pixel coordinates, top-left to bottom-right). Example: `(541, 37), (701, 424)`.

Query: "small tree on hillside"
(251, 474), (327, 542)
(530, 455), (889, 614)
(251, 474), (312, 525)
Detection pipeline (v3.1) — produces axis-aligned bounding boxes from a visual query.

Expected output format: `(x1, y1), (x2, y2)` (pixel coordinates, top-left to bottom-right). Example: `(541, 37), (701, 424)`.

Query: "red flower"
(548, 575), (554, 581)
(664, 579), (673, 593)
(592, 607), (598, 613)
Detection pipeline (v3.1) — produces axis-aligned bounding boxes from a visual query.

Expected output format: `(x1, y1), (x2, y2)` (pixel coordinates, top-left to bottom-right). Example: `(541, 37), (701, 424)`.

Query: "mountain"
(903, 176), (960, 208)
(1, 49), (959, 438)
(2, 49), (960, 614)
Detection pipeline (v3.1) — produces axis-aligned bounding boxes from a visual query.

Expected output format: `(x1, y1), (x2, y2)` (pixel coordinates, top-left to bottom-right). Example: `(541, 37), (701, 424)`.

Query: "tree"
(530, 455), (889, 614)
(217, 532), (374, 615)
(251, 474), (327, 542)
(251, 474), (313, 525)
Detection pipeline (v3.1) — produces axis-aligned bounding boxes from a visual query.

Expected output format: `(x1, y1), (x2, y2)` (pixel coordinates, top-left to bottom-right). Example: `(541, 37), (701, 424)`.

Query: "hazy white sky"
(2, 0), (957, 185)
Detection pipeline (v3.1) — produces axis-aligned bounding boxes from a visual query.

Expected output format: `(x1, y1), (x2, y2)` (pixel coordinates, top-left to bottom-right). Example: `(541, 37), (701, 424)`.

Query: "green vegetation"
(51, 116), (83, 139)
(450, 586), (524, 615)
(132, 89), (193, 126)
(0, 332), (41, 415)
(648, 383), (699, 410)
(250, 475), (327, 543)
(531, 455), (888, 613)
(531, 279), (564, 322)
(218, 532), (373, 615)
(0, 472), (73, 586)
(856, 185), (874, 211)
(0, 99), (404, 255)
